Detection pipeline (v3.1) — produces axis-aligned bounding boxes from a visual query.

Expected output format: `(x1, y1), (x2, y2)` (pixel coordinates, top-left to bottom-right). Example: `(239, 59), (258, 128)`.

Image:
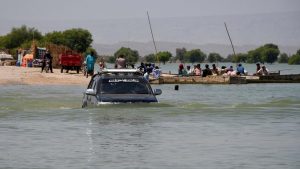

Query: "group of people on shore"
(178, 63), (269, 77)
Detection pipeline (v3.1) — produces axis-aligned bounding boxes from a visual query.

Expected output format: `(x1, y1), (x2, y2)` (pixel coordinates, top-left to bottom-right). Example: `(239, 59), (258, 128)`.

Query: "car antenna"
(147, 11), (159, 66)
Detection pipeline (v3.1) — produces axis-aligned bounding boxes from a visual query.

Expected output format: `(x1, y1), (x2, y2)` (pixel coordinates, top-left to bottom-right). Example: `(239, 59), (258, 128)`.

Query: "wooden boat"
(149, 73), (300, 84)
(246, 74), (300, 83)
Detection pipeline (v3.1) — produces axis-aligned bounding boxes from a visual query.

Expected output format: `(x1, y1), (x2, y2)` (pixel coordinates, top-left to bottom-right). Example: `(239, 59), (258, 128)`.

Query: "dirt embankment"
(0, 66), (90, 86)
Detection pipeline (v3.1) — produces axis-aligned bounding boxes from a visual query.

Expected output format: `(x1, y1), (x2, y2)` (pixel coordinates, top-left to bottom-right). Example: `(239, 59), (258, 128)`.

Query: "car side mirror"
(153, 89), (162, 95)
(85, 89), (96, 96)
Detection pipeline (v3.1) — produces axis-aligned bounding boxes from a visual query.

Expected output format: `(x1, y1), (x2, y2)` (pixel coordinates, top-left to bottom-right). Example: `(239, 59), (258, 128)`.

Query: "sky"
(1, 0), (299, 20)
(1, 0), (299, 47)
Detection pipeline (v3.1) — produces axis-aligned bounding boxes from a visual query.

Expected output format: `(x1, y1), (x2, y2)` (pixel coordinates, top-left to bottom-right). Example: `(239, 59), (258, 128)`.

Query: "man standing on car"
(86, 51), (96, 76)
(115, 54), (126, 69)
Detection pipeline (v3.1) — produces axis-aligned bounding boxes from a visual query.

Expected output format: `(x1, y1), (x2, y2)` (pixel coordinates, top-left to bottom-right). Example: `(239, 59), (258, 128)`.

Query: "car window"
(100, 78), (151, 94)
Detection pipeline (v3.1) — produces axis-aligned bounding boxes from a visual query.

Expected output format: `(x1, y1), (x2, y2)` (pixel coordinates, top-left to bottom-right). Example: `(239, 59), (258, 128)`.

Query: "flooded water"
(1, 83), (300, 169)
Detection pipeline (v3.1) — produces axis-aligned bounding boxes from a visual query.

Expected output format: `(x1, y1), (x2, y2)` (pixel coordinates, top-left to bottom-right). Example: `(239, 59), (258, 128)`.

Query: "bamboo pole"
(224, 22), (236, 57)
(147, 11), (159, 65)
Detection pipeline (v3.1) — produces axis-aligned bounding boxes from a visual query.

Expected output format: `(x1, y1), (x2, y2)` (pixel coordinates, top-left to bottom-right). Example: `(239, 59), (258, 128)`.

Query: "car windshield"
(100, 78), (151, 94)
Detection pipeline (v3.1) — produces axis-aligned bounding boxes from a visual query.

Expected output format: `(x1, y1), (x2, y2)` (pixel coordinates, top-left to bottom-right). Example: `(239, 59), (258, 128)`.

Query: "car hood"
(98, 94), (158, 103)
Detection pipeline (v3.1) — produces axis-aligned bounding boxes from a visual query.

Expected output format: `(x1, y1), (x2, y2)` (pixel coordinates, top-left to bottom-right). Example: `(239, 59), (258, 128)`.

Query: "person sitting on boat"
(186, 65), (193, 75)
(182, 68), (188, 76)
(149, 63), (155, 73)
(202, 64), (213, 77)
(144, 68), (151, 81)
(138, 62), (147, 74)
(253, 63), (261, 75)
(256, 65), (269, 76)
(220, 66), (227, 75)
(226, 65), (234, 73)
(152, 66), (161, 79)
(211, 64), (220, 75)
(236, 63), (245, 75)
(178, 63), (184, 75)
(193, 64), (201, 76)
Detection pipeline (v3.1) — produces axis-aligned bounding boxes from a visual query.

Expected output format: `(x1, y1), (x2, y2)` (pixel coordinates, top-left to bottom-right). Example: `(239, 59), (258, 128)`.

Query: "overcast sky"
(1, 0), (299, 47)
(1, 0), (299, 20)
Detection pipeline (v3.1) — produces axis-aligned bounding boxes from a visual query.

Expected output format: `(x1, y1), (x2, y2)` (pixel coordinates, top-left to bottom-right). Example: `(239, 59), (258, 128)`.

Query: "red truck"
(59, 51), (83, 73)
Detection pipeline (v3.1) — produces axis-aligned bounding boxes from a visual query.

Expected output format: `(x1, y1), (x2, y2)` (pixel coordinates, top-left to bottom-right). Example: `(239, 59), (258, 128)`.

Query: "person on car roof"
(115, 54), (126, 69)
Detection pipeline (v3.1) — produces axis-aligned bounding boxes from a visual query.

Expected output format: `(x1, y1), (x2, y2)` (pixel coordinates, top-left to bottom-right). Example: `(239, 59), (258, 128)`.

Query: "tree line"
(108, 45), (300, 65)
(0, 25), (94, 56)
(1, 25), (299, 65)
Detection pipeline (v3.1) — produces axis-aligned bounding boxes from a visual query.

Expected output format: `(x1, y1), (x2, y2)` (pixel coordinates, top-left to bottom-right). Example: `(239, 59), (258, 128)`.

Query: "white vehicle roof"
(99, 69), (142, 74)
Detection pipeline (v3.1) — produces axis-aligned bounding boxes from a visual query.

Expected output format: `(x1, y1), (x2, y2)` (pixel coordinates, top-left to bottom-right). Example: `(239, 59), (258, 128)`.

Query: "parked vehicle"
(59, 51), (83, 73)
(82, 69), (162, 107)
(0, 52), (16, 66)
(32, 59), (43, 67)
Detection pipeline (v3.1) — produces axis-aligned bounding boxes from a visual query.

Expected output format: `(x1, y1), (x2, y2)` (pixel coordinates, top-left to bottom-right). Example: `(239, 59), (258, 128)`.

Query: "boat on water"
(149, 73), (300, 84)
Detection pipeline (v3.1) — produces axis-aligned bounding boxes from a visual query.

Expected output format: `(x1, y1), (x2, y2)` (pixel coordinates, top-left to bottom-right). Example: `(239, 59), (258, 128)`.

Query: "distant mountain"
(93, 41), (298, 57)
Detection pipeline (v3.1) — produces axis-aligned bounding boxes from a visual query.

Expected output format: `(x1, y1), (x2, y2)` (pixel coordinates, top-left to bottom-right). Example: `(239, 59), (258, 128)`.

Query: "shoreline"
(1, 66), (300, 86)
(0, 66), (90, 86)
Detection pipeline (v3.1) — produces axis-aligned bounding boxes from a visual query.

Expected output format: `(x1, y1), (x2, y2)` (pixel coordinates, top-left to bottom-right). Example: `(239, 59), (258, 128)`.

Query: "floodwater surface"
(0, 84), (300, 169)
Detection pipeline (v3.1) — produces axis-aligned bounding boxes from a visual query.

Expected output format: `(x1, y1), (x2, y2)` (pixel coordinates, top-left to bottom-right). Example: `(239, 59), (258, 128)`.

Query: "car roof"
(91, 69), (144, 80)
(99, 69), (143, 75)
(98, 69), (143, 77)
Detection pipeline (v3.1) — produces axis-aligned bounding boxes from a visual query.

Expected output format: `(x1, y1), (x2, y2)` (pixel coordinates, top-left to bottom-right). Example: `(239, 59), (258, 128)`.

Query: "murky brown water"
(1, 83), (300, 169)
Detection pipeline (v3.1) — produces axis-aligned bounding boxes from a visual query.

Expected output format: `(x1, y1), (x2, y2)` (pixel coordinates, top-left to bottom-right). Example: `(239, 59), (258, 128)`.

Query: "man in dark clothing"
(202, 64), (213, 77)
(40, 52), (46, 73)
(45, 50), (53, 73)
(138, 62), (147, 74)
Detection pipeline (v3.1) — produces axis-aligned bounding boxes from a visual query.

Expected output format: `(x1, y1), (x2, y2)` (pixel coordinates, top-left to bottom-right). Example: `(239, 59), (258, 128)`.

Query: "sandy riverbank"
(0, 66), (90, 86)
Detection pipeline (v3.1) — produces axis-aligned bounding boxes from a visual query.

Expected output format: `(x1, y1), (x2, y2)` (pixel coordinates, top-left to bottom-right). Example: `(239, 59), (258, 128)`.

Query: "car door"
(83, 76), (99, 107)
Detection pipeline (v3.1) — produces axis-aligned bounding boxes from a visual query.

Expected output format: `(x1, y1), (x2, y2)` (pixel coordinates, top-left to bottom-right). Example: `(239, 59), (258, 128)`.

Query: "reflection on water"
(0, 84), (300, 168)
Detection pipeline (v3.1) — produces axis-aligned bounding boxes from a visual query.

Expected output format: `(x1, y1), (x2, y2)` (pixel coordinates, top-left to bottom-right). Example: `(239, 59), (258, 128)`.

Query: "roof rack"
(98, 69), (143, 75)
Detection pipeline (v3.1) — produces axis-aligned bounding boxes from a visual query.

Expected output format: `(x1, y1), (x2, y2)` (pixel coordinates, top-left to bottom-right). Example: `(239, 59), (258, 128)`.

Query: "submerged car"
(82, 69), (162, 107)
